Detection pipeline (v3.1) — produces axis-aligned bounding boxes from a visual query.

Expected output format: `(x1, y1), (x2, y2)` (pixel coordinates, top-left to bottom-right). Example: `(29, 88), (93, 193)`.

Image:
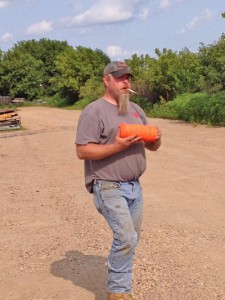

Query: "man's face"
(107, 74), (132, 114)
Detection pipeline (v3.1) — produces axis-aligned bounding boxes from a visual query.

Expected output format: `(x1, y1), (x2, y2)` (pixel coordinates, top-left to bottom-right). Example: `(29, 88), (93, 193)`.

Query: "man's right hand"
(114, 132), (143, 151)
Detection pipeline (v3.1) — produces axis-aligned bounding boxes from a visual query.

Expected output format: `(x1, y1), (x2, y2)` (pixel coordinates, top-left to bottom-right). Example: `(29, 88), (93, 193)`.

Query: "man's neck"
(102, 93), (118, 105)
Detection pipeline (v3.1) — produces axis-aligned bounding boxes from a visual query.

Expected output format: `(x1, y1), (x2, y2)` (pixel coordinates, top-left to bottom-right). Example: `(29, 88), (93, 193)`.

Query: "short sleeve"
(76, 111), (101, 145)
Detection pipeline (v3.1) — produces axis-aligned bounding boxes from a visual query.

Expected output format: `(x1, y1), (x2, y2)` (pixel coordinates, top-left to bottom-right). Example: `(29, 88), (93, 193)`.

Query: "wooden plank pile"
(0, 109), (21, 131)
(12, 98), (25, 105)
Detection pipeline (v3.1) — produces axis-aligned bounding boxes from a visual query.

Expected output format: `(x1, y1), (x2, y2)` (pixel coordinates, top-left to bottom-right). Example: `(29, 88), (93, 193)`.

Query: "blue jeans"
(93, 179), (143, 293)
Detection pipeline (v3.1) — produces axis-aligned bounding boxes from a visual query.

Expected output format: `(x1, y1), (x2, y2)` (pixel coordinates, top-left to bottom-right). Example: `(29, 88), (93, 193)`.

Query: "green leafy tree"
(79, 77), (105, 100)
(1, 51), (44, 99)
(198, 34), (225, 92)
(129, 49), (194, 103)
(152, 48), (182, 101)
(9, 39), (71, 96)
(51, 46), (110, 104)
(127, 54), (158, 102)
(176, 48), (201, 93)
(0, 50), (3, 95)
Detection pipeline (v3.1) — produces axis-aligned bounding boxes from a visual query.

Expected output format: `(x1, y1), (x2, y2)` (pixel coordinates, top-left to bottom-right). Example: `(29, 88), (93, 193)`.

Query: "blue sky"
(0, 0), (224, 59)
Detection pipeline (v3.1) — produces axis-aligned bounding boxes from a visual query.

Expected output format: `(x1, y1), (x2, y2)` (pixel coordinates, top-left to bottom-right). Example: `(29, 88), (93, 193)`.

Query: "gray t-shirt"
(76, 98), (149, 193)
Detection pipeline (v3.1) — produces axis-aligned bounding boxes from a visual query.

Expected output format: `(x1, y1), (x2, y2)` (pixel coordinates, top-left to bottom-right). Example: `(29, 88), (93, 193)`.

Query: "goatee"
(118, 92), (130, 115)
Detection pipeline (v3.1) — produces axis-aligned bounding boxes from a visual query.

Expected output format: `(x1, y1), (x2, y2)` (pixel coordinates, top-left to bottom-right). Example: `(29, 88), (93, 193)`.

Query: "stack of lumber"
(0, 109), (21, 130)
(12, 98), (25, 105)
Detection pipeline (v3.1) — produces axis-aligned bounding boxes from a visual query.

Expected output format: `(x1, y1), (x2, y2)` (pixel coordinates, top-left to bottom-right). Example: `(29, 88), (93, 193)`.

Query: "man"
(76, 61), (162, 300)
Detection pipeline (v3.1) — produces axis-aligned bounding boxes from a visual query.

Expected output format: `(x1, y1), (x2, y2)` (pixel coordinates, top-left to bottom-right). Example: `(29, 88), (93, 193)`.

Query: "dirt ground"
(0, 106), (225, 300)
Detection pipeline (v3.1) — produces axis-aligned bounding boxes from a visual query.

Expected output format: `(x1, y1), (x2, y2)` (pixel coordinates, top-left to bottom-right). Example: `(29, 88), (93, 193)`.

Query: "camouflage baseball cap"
(103, 61), (133, 78)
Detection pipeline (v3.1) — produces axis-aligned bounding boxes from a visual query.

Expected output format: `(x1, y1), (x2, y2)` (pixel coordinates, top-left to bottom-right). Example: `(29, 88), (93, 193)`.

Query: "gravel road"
(0, 106), (225, 300)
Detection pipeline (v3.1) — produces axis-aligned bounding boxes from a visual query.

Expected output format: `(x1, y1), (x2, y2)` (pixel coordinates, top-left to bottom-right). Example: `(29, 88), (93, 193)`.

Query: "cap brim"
(111, 69), (133, 78)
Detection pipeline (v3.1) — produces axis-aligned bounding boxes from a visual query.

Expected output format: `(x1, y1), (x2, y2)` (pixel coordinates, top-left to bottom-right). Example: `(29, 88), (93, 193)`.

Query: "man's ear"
(103, 75), (110, 87)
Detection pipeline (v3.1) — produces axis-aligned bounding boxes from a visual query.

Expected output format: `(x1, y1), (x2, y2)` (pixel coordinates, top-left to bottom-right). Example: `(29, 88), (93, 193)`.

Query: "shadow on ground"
(50, 250), (108, 300)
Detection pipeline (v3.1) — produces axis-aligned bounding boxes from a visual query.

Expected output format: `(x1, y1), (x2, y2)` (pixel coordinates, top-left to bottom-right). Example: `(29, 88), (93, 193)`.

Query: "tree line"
(0, 34), (224, 105)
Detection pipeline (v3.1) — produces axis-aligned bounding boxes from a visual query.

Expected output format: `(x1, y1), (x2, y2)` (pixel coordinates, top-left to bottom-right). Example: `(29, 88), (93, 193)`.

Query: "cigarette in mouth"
(128, 88), (137, 95)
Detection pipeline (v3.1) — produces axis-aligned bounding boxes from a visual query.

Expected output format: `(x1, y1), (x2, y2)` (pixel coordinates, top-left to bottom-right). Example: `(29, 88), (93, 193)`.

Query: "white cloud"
(106, 45), (131, 59)
(25, 20), (54, 36)
(159, 0), (186, 9)
(0, 0), (12, 9)
(0, 32), (13, 42)
(179, 8), (216, 34)
(139, 8), (149, 20)
(202, 8), (216, 20)
(186, 16), (200, 30)
(62, 0), (147, 27)
(160, 0), (171, 9)
(71, 4), (132, 26)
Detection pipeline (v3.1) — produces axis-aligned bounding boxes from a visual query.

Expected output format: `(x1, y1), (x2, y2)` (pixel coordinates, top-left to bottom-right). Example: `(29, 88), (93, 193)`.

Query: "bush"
(147, 92), (225, 126)
(45, 94), (68, 107)
(132, 96), (153, 113)
(73, 98), (93, 110)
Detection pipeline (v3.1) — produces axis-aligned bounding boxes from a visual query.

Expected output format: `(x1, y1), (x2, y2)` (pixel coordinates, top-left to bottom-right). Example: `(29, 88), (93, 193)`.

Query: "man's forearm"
(76, 134), (145, 160)
(76, 143), (120, 160)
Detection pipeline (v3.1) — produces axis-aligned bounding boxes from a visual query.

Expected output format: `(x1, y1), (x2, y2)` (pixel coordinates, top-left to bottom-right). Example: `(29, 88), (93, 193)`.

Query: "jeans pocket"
(100, 182), (121, 203)
(100, 181), (120, 191)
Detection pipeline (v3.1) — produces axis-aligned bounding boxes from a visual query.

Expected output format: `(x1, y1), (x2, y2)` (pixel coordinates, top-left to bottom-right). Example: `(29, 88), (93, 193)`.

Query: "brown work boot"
(108, 293), (136, 300)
